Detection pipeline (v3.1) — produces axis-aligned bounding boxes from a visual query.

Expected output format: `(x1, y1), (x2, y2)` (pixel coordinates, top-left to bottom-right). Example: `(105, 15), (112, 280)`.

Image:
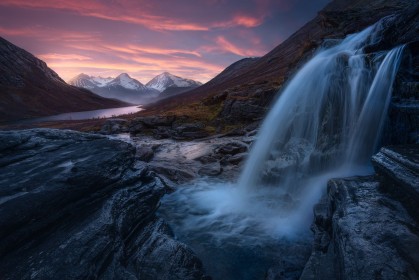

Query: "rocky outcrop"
(101, 115), (211, 140)
(0, 129), (207, 280)
(300, 145), (419, 280)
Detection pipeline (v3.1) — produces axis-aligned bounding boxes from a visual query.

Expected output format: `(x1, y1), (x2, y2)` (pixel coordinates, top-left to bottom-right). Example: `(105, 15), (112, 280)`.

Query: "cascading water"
(158, 20), (404, 280)
(237, 24), (405, 225)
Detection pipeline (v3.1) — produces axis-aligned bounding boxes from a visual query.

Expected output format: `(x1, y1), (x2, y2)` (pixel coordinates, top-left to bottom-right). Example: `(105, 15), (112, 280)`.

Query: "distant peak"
(117, 73), (131, 78)
(146, 72), (201, 92)
(69, 73), (90, 81)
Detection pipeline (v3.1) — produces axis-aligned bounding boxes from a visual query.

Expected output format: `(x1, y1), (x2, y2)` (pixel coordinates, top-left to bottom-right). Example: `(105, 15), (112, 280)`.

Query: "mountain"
(107, 73), (149, 91)
(0, 37), (128, 122)
(146, 72), (202, 93)
(69, 72), (202, 104)
(69, 73), (159, 104)
(68, 73), (113, 89)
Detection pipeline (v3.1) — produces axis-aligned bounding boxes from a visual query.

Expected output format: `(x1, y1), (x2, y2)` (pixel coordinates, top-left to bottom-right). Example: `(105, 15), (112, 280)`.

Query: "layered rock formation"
(0, 129), (207, 280)
(300, 146), (419, 280)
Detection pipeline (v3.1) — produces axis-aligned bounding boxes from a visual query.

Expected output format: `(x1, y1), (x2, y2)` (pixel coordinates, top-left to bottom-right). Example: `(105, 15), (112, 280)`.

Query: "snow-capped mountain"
(68, 74), (113, 89)
(146, 72), (202, 93)
(107, 73), (149, 91)
(69, 73), (159, 104)
(69, 72), (202, 103)
(69, 73), (149, 91)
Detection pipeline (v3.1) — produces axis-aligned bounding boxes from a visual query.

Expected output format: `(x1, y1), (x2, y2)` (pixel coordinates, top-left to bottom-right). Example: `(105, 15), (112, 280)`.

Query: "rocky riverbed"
(1, 129), (417, 280)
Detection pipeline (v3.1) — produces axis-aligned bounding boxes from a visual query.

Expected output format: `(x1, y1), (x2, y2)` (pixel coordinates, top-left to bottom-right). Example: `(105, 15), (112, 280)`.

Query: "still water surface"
(29, 106), (142, 122)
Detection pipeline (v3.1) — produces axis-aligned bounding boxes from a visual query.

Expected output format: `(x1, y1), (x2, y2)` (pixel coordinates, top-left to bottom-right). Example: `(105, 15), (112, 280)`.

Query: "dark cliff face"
(0, 37), (128, 122)
(0, 129), (207, 280)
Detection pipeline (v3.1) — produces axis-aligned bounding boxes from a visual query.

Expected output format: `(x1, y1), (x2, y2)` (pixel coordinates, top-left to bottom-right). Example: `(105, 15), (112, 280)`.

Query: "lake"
(28, 106), (142, 122)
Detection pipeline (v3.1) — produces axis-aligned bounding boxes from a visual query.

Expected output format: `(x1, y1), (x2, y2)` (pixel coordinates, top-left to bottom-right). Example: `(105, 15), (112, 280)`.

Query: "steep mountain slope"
(160, 86), (200, 96)
(69, 73), (159, 104)
(0, 37), (128, 122)
(146, 72), (202, 92)
(143, 0), (415, 120)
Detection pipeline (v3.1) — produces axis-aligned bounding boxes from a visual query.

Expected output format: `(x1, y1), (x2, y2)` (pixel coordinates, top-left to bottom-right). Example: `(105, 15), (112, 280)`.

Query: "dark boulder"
(172, 123), (210, 140)
(218, 98), (267, 123)
(100, 118), (129, 134)
(226, 152), (248, 165)
(198, 162), (222, 176)
(136, 145), (155, 162)
(215, 141), (248, 155)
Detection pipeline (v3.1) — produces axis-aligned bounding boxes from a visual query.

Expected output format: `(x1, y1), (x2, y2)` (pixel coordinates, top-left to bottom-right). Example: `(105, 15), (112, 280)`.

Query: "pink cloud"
(232, 15), (263, 28)
(38, 53), (92, 61)
(201, 36), (264, 57)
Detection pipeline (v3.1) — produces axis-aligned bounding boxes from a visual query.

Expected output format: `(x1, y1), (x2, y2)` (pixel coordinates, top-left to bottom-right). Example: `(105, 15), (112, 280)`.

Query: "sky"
(0, 0), (330, 84)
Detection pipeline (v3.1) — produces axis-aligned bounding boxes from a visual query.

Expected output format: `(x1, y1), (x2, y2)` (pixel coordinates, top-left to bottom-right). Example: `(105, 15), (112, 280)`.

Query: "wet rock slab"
(129, 135), (251, 183)
(301, 175), (419, 280)
(301, 145), (419, 280)
(0, 129), (206, 280)
(372, 145), (419, 209)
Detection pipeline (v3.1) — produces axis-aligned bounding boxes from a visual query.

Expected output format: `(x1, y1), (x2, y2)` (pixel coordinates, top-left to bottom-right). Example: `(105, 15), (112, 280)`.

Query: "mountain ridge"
(0, 37), (128, 122)
(146, 72), (202, 92)
(141, 0), (415, 116)
(69, 72), (202, 104)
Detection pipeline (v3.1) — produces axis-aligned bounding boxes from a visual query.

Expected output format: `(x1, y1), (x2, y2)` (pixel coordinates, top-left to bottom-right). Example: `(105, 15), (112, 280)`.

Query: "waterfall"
(238, 25), (404, 200)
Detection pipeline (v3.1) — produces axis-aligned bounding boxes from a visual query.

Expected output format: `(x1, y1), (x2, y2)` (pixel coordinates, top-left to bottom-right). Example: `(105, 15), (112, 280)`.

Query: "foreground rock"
(0, 129), (207, 280)
(300, 145), (419, 280)
(131, 135), (251, 183)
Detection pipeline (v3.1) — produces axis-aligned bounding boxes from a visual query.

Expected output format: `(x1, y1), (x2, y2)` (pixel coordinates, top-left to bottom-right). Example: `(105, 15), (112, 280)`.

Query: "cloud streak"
(38, 53), (92, 61)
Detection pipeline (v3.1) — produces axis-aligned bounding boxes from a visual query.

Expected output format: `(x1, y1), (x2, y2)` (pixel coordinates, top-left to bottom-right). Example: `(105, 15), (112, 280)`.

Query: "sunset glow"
(0, 0), (330, 83)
